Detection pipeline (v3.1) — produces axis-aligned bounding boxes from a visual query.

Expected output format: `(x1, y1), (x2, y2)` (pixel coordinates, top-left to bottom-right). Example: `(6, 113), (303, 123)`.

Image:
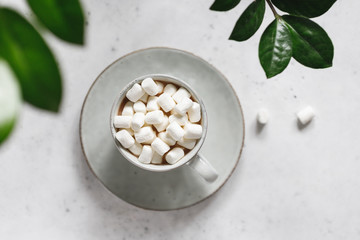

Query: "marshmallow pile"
(114, 77), (202, 165)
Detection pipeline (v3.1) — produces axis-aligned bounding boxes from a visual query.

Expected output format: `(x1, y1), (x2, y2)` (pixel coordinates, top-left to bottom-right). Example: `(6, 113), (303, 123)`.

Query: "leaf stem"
(265, 0), (279, 18)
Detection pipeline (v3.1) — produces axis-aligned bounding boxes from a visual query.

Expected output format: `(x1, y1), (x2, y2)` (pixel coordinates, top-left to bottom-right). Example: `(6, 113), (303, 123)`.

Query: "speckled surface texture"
(1, 0), (360, 239)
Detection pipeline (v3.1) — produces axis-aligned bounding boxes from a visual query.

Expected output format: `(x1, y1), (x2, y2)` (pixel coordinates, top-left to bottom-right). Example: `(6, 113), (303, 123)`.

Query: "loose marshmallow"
(151, 137), (170, 156)
(151, 152), (163, 164)
(188, 102), (201, 123)
(115, 129), (135, 148)
(163, 84), (177, 96)
(169, 114), (188, 126)
(178, 138), (196, 150)
(139, 93), (148, 103)
(131, 112), (145, 131)
(184, 123), (202, 139)
(141, 77), (158, 96)
(166, 122), (185, 141)
(145, 110), (164, 125)
(172, 87), (191, 103)
(122, 101), (134, 116)
(166, 147), (185, 164)
(126, 83), (145, 102)
(154, 115), (169, 132)
(156, 81), (164, 93)
(138, 145), (153, 164)
(134, 126), (156, 143)
(158, 93), (176, 112)
(257, 108), (269, 125)
(114, 116), (132, 128)
(133, 101), (147, 113)
(147, 96), (160, 111)
(158, 131), (176, 146)
(129, 142), (142, 156)
(174, 98), (193, 116)
(297, 106), (315, 125)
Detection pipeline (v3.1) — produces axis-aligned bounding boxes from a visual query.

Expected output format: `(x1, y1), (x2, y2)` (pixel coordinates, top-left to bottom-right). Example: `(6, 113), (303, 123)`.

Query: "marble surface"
(1, 0), (360, 239)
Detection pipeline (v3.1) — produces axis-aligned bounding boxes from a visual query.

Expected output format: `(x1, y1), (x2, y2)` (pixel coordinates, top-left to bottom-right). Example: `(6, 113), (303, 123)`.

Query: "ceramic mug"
(110, 74), (218, 182)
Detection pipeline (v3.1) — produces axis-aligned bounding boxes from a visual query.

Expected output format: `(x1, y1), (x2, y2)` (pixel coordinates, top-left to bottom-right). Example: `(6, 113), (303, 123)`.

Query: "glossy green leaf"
(229, 0), (265, 41)
(259, 18), (292, 78)
(27, 0), (84, 44)
(272, 0), (336, 18)
(0, 8), (62, 112)
(0, 60), (21, 144)
(210, 0), (241, 11)
(283, 15), (333, 68)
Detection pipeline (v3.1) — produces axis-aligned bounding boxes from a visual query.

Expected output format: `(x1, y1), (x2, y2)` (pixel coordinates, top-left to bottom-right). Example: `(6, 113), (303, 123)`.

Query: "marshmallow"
(156, 81), (164, 93)
(139, 93), (148, 103)
(172, 87), (191, 103)
(178, 138), (196, 150)
(131, 112), (145, 131)
(154, 115), (169, 132)
(184, 123), (202, 139)
(114, 116), (132, 128)
(158, 131), (176, 146)
(166, 147), (185, 164)
(129, 142), (142, 156)
(138, 145), (153, 164)
(188, 102), (201, 123)
(257, 108), (269, 125)
(163, 84), (177, 96)
(126, 83), (145, 102)
(158, 93), (176, 112)
(174, 98), (193, 116)
(115, 129), (135, 148)
(169, 114), (188, 126)
(151, 152), (163, 164)
(141, 77), (158, 96)
(145, 110), (164, 124)
(166, 122), (185, 141)
(142, 136), (156, 144)
(147, 96), (160, 111)
(297, 106), (315, 125)
(151, 137), (170, 156)
(170, 109), (178, 116)
(124, 128), (134, 136)
(133, 101), (147, 113)
(122, 101), (134, 116)
(134, 126), (156, 143)
(121, 79), (205, 165)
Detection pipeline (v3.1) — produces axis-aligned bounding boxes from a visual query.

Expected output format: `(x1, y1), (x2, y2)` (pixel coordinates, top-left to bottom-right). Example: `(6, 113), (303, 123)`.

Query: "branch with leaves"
(210, 0), (336, 78)
(0, 0), (84, 144)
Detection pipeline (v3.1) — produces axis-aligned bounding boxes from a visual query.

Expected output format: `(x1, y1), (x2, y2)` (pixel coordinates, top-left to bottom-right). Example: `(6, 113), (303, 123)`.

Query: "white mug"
(110, 74), (218, 182)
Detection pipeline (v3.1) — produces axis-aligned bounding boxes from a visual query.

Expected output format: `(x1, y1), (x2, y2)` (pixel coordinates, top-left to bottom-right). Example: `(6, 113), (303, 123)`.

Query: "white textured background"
(1, 0), (360, 239)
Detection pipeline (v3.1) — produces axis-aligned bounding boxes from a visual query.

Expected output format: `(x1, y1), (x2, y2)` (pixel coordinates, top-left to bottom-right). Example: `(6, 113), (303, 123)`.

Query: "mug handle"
(187, 153), (218, 182)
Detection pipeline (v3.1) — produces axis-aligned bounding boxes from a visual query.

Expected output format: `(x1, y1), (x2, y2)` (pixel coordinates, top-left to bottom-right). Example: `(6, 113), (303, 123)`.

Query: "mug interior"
(110, 74), (208, 172)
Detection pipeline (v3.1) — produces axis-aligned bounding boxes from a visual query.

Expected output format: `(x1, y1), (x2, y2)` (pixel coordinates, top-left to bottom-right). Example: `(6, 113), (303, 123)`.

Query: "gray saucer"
(80, 47), (245, 210)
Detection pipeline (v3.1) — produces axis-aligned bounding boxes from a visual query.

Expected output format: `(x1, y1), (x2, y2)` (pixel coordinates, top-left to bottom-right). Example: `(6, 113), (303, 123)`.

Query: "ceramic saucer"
(80, 47), (245, 210)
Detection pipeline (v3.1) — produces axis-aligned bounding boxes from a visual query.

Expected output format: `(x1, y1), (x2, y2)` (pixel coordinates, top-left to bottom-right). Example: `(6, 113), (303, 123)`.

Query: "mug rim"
(110, 74), (208, 172)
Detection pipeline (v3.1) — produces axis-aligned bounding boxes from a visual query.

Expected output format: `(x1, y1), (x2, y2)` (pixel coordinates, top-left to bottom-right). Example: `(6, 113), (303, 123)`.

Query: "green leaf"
(229, 0), (265, 41)
(259, 18), (292, 78)
(210, 0), (241, 11)
(283, 15), (333, 69)
(0, 8), (62, 112)
(0, 60), (21, 144)
(271, 0), (336, 18)
(27, 0), (84, 44)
